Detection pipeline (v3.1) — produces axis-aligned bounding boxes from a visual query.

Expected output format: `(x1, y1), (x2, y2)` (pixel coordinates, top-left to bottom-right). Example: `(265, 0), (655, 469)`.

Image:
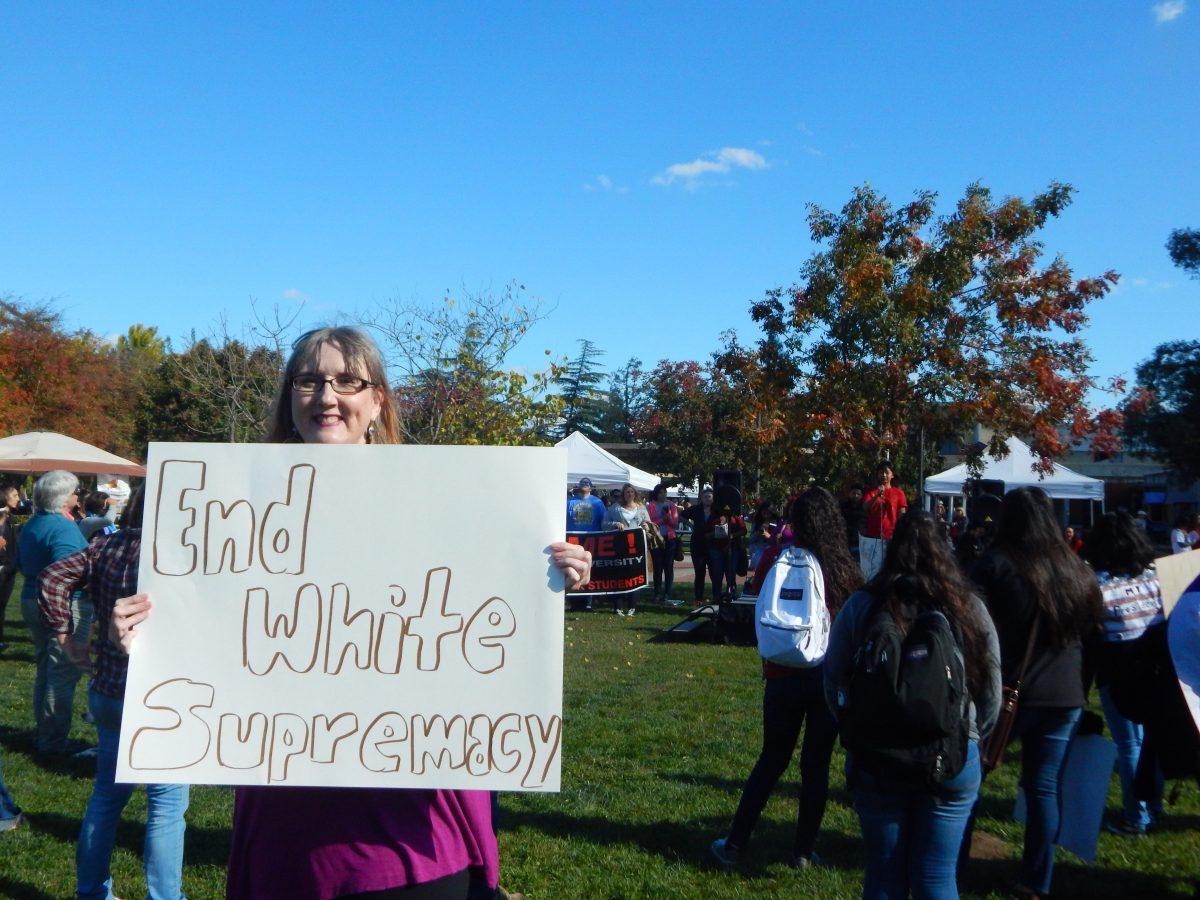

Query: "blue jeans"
(853, 741), (981, 899)
(0, 747), (22, 825)
(21, 591), (91, 754)
(962, 706), (1080, 896)
(76, 690), (189, 900)
(1098, 686), (1163, 829)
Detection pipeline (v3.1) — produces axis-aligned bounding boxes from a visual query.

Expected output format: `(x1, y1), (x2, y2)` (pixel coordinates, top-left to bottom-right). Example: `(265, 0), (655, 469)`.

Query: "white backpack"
(754, 546), (830, 668)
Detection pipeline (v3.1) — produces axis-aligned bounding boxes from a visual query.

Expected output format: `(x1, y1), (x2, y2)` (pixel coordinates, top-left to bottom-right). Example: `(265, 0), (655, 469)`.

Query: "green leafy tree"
(740, 182), (1121, 485)
(140, 337), (283, 445)
(633, 357), (751, 490)
(594, 357), (645, 443)
(555, 339), (607, 439)
(1167, 228), (1200, 279)
(0, 296), (137, 456)
(363, 283), (563, 446)
(1122, 341), (1200, 482)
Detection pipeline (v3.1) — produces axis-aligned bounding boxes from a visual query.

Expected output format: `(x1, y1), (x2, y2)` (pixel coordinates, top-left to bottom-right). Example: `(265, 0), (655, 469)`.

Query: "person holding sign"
(111, 327), (592, 900)
(40, 486), (193, 900)
(604, 483), (648, 617)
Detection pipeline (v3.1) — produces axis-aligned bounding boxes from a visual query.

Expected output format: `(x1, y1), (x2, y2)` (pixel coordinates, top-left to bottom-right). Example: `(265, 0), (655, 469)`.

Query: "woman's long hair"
(751, 500), (776, 531)
(988, 487), (1101, 646)
(266, 326), (402, 444)
(1084, 512), (1155, 577)
(119, 483), (146, 529)
(788, 487), (862, 615)
(867, 511), (993, 696)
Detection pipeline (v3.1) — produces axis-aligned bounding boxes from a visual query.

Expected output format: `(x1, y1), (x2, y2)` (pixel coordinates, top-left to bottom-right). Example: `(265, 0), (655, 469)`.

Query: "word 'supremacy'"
(118, 443), (567, 791)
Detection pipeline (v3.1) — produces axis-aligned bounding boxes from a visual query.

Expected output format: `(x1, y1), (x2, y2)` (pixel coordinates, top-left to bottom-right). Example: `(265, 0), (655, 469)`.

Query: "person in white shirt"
(604, 484), (649, 616)
(1171, 513), (1197, 554)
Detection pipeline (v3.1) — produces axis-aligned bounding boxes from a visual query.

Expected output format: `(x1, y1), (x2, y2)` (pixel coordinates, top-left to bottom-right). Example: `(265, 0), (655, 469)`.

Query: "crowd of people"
(0, 329), (1197, 897)
(564, 464), (1198, 899)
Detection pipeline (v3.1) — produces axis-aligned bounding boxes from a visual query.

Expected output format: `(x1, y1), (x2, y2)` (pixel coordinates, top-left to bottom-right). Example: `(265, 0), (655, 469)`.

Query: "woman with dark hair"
(711, 487), (862, 869)
(647, 484), (681, 605)
(963, 487), (1102, 899)
(746, 500), (778, 571)
(824, 512), (1000, 898)
(1084, 512), (1165, 835)
(1170, 512), (1198, 554)
(110, 326), (593, 900)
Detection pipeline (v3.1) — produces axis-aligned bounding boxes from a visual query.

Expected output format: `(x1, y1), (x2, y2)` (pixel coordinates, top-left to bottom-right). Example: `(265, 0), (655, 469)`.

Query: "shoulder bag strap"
(1012, 615), (1041, 690)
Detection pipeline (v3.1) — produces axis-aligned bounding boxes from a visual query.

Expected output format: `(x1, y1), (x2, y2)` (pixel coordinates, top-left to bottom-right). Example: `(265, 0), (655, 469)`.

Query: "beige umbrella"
(0, 431), (146, 477)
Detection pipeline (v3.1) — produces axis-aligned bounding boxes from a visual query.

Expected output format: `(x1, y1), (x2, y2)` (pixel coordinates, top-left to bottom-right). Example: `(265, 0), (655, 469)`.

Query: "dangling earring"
(367, 420), (377, 443)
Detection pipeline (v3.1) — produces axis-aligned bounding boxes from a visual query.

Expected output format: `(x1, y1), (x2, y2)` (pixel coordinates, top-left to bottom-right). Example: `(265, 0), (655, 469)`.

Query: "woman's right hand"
(110, 593), (152, 655)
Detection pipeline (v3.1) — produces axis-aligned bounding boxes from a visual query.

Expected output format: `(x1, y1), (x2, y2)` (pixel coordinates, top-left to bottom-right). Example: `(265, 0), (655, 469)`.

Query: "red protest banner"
(565, 528), (648, 596)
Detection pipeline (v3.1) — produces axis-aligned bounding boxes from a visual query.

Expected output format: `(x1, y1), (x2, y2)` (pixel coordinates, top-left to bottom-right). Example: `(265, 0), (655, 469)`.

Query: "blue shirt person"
(567, 478), (607, 533)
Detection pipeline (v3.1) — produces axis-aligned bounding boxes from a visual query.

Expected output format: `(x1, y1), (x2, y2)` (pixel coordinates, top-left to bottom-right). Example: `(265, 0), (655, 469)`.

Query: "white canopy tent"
(923, 437), (1104, 502)
(555, 431), (659, 491)
(0, 431), (146, 477)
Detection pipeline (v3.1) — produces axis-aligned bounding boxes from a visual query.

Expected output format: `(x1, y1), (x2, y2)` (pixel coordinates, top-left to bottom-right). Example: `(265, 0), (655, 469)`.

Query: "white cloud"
(651, 146), (768, 187)
(282, 288), (310, 302)
(1154, 1), (1185, 22)
(583, 174), (627, 193)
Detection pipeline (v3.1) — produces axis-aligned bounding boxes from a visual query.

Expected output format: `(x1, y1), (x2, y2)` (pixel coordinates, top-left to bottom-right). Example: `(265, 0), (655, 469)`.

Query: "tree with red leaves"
(0, 297), (136, 457)
(740, 182), (1121, 485)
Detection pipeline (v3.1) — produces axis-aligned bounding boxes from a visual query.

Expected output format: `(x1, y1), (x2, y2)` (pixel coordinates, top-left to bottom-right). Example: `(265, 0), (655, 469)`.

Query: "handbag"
(642, 520), (664, 550)
(981, 616), (1040, 772)
(673, 539), (685, 562)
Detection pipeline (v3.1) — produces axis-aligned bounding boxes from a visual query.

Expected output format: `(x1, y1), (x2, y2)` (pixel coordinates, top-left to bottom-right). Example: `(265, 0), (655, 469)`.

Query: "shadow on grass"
(1154, 812), (1200, 834)
(961, 857), (1195, 899)
(0, 875), (57, 900)
(30, 811), (231, 867)
(657, 770), (856, 810)
(0, 728), (100, 780)
(497, 806), (866, 874)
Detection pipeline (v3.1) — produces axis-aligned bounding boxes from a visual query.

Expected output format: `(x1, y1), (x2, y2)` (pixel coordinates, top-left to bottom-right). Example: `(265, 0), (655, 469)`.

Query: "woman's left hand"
(550, 541), (592, 590)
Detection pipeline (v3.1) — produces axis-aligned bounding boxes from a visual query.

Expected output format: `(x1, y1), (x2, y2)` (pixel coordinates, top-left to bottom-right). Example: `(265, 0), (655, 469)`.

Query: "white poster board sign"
(117, 442), (567, 792)
(1155, 550), (1200, 617)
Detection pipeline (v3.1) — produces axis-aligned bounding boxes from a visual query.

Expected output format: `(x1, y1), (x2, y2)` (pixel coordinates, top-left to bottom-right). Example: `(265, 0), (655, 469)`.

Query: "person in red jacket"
(859, 461), (907, 580)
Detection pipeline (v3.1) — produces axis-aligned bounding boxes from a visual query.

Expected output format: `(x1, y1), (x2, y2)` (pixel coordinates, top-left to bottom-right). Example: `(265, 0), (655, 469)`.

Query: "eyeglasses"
(290, 374), (377, 395)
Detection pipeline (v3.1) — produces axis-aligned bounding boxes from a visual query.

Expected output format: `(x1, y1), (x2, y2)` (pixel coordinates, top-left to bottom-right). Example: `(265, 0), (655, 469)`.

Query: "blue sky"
(1, 2), (1196, 398)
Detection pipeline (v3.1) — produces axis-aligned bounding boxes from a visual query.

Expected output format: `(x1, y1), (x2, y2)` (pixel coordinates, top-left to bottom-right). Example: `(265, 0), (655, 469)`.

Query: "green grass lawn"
(1, 578), (1197, 899)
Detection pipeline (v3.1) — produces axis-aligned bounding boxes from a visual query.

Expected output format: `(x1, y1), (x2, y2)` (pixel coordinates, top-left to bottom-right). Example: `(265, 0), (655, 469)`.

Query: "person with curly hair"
(710, 487), (863, 869)
(826, 512), (1000, 899)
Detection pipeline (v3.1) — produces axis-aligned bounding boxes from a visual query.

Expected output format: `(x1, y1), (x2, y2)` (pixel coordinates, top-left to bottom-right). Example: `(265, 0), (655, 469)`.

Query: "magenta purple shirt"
(226, 786), (498, 898)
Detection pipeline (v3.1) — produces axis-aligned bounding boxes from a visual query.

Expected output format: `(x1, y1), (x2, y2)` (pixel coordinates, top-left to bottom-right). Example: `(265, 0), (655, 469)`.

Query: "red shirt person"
(859, 461), (907, 579)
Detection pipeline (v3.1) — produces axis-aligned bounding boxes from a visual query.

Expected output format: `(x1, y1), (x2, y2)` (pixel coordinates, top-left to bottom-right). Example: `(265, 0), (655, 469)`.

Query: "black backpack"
(838, 596), (969, 788)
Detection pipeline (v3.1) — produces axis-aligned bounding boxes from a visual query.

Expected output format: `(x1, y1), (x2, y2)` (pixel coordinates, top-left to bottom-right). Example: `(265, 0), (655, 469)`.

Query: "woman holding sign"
(113, 326), (592, 900)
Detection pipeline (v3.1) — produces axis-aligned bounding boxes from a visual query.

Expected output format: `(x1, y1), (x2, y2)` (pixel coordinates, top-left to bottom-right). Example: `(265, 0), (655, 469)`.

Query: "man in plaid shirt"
(38, 493), (189, 900)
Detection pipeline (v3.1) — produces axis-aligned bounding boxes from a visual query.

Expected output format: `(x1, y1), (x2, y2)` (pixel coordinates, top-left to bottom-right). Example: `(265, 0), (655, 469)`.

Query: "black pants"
(727, 667), (839, 858)
(340, 868), (491, 899)
(0, 564), (15, 643)
(651, 539), (678, 597)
